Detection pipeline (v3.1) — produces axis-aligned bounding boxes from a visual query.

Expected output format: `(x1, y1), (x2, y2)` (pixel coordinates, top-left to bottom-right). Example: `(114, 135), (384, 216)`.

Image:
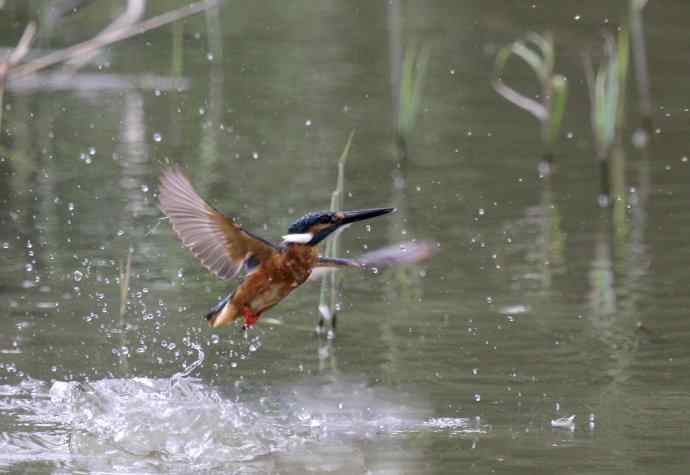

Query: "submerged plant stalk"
(120, 249), (132, 319)
(318, 131), (355, 337)
(630, 0), (653, 137)
(0, 22), (36, 132)
(8, 0), (220, 80)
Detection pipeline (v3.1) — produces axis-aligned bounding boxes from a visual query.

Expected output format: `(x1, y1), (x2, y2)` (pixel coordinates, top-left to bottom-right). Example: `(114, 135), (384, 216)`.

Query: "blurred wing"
(159, 166), (277, 280)
(310, 240), (437, 281)
(356, 240), (437, 267)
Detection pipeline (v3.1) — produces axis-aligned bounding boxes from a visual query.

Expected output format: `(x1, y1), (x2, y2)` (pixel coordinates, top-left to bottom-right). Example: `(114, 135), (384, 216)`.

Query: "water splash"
(0, 372), (482, 472)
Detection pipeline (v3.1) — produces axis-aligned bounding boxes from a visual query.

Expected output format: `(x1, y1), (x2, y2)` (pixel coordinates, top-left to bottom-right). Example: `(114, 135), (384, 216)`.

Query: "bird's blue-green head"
(282, 208), (395, 246)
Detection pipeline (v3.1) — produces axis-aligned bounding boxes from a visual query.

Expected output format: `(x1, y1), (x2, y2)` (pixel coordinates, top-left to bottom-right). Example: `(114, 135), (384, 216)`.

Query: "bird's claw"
(240, 307), (260, 329)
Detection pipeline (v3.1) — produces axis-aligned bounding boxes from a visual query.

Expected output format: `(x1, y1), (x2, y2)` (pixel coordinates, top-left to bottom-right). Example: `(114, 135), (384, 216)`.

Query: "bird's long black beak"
(310, 207), (396, 245)
(339, 207), (396, 225)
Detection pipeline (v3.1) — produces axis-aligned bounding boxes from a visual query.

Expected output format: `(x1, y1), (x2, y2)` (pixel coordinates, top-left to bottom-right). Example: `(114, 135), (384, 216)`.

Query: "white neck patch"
(282, 233), (313, 244)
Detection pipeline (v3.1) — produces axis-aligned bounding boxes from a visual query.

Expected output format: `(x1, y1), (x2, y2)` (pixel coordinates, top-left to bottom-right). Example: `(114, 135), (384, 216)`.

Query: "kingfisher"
(159, 166), (432, 330)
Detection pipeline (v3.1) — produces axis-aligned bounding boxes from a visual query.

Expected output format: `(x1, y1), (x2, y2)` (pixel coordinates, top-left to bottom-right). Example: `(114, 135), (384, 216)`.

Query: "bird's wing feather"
(310, 240), (437, 280)
(314, 256), (362, 268)
(159, 166), (277, 280)
(309, 256), (361, 281)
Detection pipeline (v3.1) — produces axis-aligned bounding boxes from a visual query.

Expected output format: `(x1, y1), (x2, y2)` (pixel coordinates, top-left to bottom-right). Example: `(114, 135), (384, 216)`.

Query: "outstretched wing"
(159, 166), (278, 280)
(310, 240), (437, 280)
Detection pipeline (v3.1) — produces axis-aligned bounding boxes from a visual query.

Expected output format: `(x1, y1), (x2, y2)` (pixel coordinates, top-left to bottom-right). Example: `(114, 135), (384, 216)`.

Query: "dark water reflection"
(2, 1), (690, 473)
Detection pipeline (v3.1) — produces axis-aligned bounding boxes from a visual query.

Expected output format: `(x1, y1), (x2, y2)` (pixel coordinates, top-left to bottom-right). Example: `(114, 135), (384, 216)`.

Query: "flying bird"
(159, 166), (433, 330)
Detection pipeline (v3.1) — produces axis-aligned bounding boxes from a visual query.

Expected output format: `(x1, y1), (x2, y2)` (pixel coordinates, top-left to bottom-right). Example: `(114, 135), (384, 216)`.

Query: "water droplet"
(371, 267), (379, 274)
(117, 229), (125, 237)
(632, 129), (649, 148)
(1, 242), (8, 249)
(68, 202), (75, 212)
(473, 393), (481, 402)
(153, 132), (162, 142)
(472, 368), (478, 375)
(551, 414), (576, 430)
(249, 344), (257, 352)
(305, 119), (312, 127)
(167, 342), (176, 350)
(574, 14), (581, 20)
(478, 208), (485, 216)
(231, 362), (238, 368)
(252, 152), (259, 160)
(210, 334), (220, 344)
(206, 52), (214, 62)
(88, 147), (96, 156)
(365, 224), (372, 232)
(24, 263), (33, 272)
(73, 270), (83, 282)
(154, 89), (161, 96)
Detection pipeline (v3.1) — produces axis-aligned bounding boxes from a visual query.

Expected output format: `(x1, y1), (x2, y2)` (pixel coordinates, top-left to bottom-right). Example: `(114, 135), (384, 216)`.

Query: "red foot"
(240, 307), (260, 329)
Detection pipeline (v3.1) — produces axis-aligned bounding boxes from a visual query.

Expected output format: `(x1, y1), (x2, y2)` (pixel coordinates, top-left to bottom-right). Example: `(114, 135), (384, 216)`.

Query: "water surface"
(2, 1), (690, 473)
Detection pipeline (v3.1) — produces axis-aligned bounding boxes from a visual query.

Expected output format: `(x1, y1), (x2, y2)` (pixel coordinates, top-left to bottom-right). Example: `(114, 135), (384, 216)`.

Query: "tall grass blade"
(493, 32), (567, 163)
(544, 74), (568, 146)
(584, 30), (630, 207)
(397, 43), (430, 156)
